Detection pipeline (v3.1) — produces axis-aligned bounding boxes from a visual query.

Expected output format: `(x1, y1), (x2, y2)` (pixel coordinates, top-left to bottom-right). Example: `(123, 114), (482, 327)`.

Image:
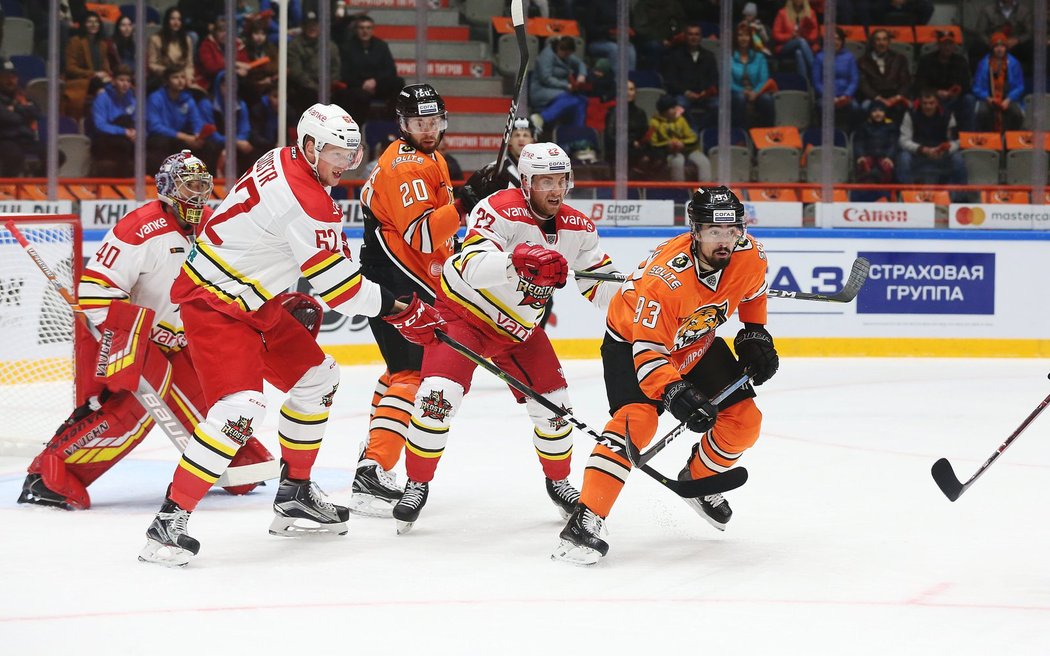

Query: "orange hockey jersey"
(360, 139), (458, 294)
(606, 232), (769, 401)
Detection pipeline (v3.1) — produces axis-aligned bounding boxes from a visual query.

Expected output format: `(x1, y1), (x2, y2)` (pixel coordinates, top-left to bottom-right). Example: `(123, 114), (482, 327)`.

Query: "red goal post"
(0, 214), (83, 456)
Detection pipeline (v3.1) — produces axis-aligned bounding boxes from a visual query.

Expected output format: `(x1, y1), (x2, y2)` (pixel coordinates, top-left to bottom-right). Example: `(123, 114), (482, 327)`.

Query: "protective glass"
(530, 173), (573, 193)
(402, 115), (448, 134)
(691, 222), (745, 243)
(317, 144), (364, 170)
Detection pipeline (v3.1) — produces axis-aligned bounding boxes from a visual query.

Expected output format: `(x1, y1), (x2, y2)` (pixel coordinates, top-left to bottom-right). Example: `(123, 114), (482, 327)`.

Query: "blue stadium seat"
(802, 128), (848, 148)
(553, 124), (601, 156)
(10, 54), (45, 88)
(701, 127), (750, 154)
(0, 0), (24, 17)
(628, 69), (663, 89)
(119, 5), (161, 24)
(772, 71), (808, 92)
(364, 120), (397, 156)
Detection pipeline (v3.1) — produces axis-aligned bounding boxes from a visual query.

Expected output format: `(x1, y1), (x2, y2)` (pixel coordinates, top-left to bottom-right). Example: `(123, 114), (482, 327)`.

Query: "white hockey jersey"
(172, 146), (387, 326)
(441, 187), (619, 343)
(78, 200), (204, 352)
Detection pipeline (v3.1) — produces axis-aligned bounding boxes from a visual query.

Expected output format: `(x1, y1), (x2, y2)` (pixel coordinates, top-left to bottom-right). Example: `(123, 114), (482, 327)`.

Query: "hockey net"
(0, 215), (81, 456)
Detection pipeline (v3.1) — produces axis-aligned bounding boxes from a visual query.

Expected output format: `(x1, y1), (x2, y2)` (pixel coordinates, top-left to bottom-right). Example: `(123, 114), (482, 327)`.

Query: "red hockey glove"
(383, 294), (446, 346)
(95, 300), (157, 392)
(275, 291), (324, 338)
(511, 243), (568, 288)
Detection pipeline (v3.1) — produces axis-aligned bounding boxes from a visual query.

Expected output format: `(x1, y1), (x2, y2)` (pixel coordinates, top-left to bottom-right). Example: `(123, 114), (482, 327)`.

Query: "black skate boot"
(551, 504), (609, 566)
(545, 477), (580, 520)
(679, 444), (733, 531)
(350, 445), (403, 518)
(392, 479), (429, 535)
(269, 462), (350, 537)
(138, 498), (200, 567)
(17, 474), (73, 510)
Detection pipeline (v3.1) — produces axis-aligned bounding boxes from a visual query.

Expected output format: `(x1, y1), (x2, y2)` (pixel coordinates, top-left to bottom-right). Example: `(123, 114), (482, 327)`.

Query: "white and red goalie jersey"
(440, 187), (619, 343)
(172, 146), (389, 323)
(79, 200), (208, 352)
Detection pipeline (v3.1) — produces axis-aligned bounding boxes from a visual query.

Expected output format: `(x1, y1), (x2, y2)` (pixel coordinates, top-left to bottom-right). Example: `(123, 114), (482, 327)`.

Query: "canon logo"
(842, 208), (908, 222)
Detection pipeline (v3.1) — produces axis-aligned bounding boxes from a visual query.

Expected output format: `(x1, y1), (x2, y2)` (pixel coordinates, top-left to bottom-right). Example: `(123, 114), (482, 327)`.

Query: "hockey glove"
(276, 291), (324, 338)
(383, 293), (446, 347)
(459, 163), (504, 215)
(734, 324), (779, 385)
(663, 380), (718, 434)
(511, 243), (569, 288)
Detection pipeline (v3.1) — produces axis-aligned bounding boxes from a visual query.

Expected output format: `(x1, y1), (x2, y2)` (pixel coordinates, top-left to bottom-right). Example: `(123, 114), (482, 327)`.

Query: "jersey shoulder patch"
(112, 202), (181, 245)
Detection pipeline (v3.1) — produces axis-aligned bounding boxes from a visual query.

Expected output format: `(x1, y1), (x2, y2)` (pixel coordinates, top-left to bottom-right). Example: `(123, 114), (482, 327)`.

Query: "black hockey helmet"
(395, 83), (448, 150)
(687, 186), (747, 246)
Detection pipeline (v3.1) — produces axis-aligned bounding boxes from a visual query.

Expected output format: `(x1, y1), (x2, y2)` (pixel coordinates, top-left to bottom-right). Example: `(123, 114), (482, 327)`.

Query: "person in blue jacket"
(145, 65), (217, 172)
(90, 65), (136, 176)
(730, 24), (775, 128)
(813, 27), (861, 131)
(972, 32), (1025, 132)
(198, 71), (255, 175)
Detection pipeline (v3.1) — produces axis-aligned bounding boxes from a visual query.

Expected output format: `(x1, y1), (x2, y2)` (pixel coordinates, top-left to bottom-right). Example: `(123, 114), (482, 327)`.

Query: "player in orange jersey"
(354, 83), (483, 516)
(552, 186), (780, 565)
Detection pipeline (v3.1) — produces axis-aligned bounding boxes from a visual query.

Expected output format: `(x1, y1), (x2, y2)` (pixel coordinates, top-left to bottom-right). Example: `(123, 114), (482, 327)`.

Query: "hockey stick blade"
(650, 465), (748, 498)
(766, 257), (871, 302)
(931, 458), (966, 502)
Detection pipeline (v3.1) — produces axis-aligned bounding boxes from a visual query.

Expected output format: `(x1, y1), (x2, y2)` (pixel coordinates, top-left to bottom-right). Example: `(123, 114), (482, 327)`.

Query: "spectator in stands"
(177, 0), (219, 43)
(287, 12), (341, 119)
(873, 0), (934, 26)
(813, 27), (861, 131)
(338, 14), (404, 124)
(662, 24), (719, 131)
(973, 33), (1025, 133)
(238, 19), (278, 106)
(107, 14), (136, 72)
(633, 0), (688, 69)
(89, 65), (136, 177)
(604, 80), (656, 177)
(196, 17), (244, 92)
(853, 100), (898, 185)
(857, 29), (911, 121)
(772, 0), (819, 84)
(64, 11), (113, 120)
(199, 71), (254, 174)
(148, 8), (196, 92)
(914, 30), (975, 132)
(0, 58), (43, 177)
(974, 0), (1033, 70)
(528, 36), (588, 134)
(248, 84), (279, 153)
(897, 90), (966, 190)
(581, 2), (637, 76)
(730, 25), (775, 129)
(146, 65), (213, 172)
(741, 3), (773, 56)
(648, 94), (711, 182)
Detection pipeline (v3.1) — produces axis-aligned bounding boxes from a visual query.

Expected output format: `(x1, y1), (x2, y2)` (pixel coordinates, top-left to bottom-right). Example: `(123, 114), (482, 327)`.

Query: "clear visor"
(691, 222), (745, 243)
(401, 115), (448, 134)
(317, 143), (364, 170)
(177, 173), (213, 207)
(530, 172), (574, 193)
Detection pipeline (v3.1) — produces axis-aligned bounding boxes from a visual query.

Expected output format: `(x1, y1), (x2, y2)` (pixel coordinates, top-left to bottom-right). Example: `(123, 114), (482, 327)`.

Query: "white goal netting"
(0, 216), (80, 456)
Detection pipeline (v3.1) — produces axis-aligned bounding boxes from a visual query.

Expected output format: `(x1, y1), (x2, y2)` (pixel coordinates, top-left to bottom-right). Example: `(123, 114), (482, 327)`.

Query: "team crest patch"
(222, 416), (255, 445)
(419, 390), (453, 421)
(669, 253), (691, 272)
(673, 301), (729, 351)
(545, 234), (557, 244)
(517, 278), (556, 308)
(321, 384), (339, 408)
(548, 415), (569, 431)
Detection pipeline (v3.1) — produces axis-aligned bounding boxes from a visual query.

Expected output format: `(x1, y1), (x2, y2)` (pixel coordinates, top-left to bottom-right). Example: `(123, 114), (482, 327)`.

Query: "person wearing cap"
(648, 94), (711, 182)
(914, 30), (975, 132)
(287, 11), (342, 119)
(741, 2), (772, 56)
(973, 32), (1025, 132)
(0, 57), (43, 177)
(975, 0), (1033, 67)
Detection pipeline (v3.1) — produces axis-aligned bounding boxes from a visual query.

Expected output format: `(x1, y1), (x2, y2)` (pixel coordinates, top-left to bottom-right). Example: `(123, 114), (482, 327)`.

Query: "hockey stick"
(434, 329), (748, 498)
(5, 220), (276, 488)
(490, 0), (529, 178)
(624, 372), (753, 469)
(570, 256), (871, 303)
(931, 382), (1050, 502)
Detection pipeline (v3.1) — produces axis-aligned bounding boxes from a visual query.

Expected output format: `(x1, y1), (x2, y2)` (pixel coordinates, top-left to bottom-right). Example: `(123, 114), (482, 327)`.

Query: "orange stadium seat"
(750, 126), (802, 150)
(870, 25), (915, 42)
(750, 188), (800, 202)
(958, 132), (1003, 150)
(901, 190), (950, 204)
(800, 188), (848, 202)
(982, 190), (1028, 204)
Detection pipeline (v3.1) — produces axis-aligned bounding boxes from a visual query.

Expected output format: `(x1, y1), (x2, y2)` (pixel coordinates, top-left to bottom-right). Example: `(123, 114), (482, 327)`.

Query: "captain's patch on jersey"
(674, 301), (728, 351)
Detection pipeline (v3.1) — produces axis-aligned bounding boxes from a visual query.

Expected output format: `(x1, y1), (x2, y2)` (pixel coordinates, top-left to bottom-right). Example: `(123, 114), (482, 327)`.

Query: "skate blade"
(268, 516), (349, 537)
(395, 519), (414, 535)
(349, 493), (397, 518)
(138, 539), (193, 567)
(551, 540), (602, 566)
(683, 498), (728, 531)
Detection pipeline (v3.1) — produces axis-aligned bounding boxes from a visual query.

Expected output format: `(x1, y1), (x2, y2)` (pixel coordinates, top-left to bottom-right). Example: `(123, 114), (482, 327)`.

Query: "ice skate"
(545, 477), (580, 520)
(350, 445), (403, 518)
(138, 499), (200, 567)
(269, 463), (349, 537)
(392, 479), (428, 535)
(17, 474), (74, 510)
(679, 446), (733, 531)
(551, 504), (609, 566)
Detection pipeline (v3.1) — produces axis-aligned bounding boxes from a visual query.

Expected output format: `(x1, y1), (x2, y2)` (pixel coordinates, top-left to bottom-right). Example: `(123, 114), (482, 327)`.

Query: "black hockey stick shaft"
(434, 329), (747, 498)
(625, 372), (753, 468)
(491, 0), (528, 176)
(932, 388), (1050, 502)
(572, 256), (871, 303)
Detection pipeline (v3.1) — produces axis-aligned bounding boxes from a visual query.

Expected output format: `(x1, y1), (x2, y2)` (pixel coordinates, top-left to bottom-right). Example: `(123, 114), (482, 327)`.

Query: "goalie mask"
(517, 143), (573, 202)
(396, 83), (448, 152)
(156, 150), (213, 224)
(297, 103), (365, 176)
(687, 185), (747, 247)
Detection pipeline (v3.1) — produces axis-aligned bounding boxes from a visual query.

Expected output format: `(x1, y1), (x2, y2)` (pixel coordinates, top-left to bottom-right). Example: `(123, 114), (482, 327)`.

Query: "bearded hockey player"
(139, 105), (436, 566)
(17, 151), (274, 511)
(552, 186), (780, 565)
(388, 143), (621, 535)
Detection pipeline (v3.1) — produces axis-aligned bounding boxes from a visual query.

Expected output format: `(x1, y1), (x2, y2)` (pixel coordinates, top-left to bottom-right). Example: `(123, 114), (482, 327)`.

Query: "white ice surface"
(2, 357), (1049, 655)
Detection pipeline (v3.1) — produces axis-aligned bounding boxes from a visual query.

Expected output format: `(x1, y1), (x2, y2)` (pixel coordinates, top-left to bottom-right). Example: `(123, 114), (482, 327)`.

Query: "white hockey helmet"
(517, 142), (573, 199)
(296, 103), (365, 174)
(156, 150), (213, 224)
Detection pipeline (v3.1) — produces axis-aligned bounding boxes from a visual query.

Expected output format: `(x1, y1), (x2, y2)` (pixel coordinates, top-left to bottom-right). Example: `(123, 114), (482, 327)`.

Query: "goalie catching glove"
(734, 324), (779, 385)
(511, 243), (568, 289)
(383, 293), (445, 346)
(663, 380), (718, 434)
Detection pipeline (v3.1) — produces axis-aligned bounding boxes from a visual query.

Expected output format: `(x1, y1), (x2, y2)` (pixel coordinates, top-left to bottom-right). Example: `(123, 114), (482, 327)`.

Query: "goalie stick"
(932, 380), (1050, 502)
(490, 0), (529, 181)
(570, 256), (871, 303)
(434, 330), (748, 498)
(5, 220), (277, 488)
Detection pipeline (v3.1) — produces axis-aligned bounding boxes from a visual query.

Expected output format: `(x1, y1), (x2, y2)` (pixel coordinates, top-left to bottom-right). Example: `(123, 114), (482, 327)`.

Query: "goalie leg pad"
(526, 387), (574, 481)
(278, 356), (339, 480)
(404, 376), (463, 483)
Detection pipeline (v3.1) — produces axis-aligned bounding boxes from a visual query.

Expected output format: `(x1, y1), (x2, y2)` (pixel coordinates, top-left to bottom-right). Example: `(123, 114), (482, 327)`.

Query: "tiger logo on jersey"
(674, 301), (729, 351)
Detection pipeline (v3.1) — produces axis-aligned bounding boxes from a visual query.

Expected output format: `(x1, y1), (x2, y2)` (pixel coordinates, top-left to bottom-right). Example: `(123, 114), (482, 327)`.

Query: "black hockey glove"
(458, 163), (504, 215)
(663, 380), (718, 434)
(734, 324), (779, 386)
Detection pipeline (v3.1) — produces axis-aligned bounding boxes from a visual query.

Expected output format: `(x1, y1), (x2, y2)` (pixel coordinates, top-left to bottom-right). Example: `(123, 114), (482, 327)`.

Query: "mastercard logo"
(955, 206), (986, 226)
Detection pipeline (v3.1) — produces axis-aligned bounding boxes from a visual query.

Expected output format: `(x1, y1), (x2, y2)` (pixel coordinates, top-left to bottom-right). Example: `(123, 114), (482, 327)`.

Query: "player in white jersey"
(17, 151), (274, 510)
(390, 143), (621, 534)
(139, 105), (439, 566)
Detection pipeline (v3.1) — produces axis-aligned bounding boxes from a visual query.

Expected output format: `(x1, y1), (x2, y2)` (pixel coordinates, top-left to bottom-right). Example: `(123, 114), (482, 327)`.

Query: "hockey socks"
(365, 370), (418, 471)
